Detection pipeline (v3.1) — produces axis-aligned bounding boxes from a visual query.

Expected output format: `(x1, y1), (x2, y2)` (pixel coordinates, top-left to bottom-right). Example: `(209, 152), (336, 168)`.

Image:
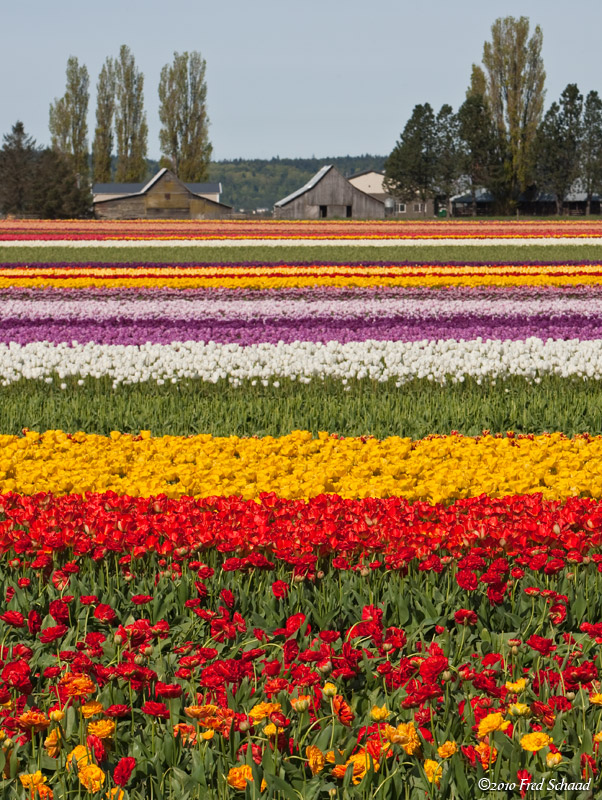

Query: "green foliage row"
(2, 538), (598, 798)
(2, 244), (601, 264)
(3, 376), (602, 438)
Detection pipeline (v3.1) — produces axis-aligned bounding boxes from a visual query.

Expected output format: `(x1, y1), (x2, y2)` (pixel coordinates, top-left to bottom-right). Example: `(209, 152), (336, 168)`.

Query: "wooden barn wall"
(94, 171), (231, 219)
(275, 170), (384, 219)
(94, 196), (146, 220)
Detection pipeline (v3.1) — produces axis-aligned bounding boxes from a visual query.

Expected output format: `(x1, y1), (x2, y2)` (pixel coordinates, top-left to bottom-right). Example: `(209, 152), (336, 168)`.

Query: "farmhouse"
(273, 165), (385, 219)
(348, 170), (436, 218)
(93, 168), (232, 219)
(347, 170), (389, 202)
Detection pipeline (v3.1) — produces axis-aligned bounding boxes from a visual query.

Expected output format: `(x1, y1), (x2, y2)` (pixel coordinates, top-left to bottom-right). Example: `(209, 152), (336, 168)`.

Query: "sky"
(3, 0), (601, 161)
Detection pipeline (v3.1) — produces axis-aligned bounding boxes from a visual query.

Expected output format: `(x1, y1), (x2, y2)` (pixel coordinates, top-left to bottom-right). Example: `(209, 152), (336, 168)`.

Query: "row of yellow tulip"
(1, 429), (601, 503)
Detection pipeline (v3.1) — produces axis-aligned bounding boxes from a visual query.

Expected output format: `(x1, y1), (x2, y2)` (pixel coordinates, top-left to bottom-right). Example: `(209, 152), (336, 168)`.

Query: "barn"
(93, 168), (232, 220)
(273, 165), (385, 219)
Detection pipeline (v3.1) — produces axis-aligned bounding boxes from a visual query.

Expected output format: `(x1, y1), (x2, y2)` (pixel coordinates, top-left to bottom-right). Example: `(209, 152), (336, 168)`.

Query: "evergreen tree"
(0, 121), (38, 214)
(0, 122), (91, 218)
(114, 45), (148, 182)
(535, 84), (583, 214)
(48, 56), (89, 180)
(158, 51), (212, 181)
(458, 88), (504, 214)
(384, 104), (437, 204)
(31, 149), (92, 218)
(471, 16), (546, 209)
(434, 105), (462, 214)
(581, 91), (602, 214)
(92, 58), (116, 183)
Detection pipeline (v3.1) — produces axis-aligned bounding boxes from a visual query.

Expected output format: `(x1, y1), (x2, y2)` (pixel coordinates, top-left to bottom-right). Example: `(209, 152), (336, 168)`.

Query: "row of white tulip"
(1, 338), (602, 387)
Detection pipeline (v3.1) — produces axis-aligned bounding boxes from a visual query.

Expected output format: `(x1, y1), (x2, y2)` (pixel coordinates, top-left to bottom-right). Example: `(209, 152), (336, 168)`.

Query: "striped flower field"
(2, 220), (602, 800)
(4, 218), (602, 241)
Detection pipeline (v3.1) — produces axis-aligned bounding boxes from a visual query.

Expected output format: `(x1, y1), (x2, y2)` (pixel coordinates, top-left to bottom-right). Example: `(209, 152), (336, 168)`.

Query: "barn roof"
(185, 182), (222, 194)
(93, 168), (221, 199)
(274, 165), (333, 207)
(93, 182), (145, 194)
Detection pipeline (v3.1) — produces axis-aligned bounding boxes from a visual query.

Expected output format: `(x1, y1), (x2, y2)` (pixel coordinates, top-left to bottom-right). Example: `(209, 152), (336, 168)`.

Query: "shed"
(273, 165), (385, 219)
(451, 188), (495, 216)
(93, 168), (232, 220)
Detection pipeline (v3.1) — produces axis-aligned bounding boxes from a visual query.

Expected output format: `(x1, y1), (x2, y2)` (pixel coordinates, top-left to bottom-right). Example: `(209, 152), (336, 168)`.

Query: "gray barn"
(273, 165), (385, 219)
(93, 168), (232, 220)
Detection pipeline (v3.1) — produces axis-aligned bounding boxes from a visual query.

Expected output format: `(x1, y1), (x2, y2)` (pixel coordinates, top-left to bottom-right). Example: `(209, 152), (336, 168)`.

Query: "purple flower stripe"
(5, 283), (602, 303)
(4, 284), (602, 302)
(3, 315), (602, 345)
(6, 295), (602, 321)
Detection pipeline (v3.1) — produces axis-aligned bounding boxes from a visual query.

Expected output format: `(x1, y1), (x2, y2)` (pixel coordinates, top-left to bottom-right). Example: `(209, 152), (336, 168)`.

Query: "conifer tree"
(32, 149), (92, 218)
(384, 104), (437, 204)
(457, 92), (500, 215)
(535, 84), (583, 214)
(0, 121), (91, 217)
(434, 104), (462, 214)
(581, 91), (602, 214)
(0, 121), (38, 214)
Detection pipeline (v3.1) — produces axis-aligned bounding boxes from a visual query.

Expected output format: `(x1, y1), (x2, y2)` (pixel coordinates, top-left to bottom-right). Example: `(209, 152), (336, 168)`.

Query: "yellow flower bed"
(2, 263), (602, 289)
(1, 430), (602, 503)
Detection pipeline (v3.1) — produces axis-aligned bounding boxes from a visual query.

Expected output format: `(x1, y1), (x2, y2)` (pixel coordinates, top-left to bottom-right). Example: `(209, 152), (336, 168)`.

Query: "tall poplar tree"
(158, 51), (212, 181)
(114, 45), (148, 182)
(48, 98), (70, 153)
(92, 57), (116, 183)
(48, 56), (90, 180)
(471, 16), (546, 209)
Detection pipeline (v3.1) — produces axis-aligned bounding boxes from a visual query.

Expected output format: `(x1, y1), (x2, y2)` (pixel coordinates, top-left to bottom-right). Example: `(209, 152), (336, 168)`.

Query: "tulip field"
(3, 219), (602, 800)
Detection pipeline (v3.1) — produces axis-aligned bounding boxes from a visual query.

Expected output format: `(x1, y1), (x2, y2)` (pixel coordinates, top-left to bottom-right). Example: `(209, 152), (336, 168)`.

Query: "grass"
(3, 375), (602, 438)
(2, 244), (602, 263)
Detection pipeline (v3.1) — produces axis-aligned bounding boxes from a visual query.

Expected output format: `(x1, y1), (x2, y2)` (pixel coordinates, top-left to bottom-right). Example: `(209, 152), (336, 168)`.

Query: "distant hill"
(145, 155), (386, 212)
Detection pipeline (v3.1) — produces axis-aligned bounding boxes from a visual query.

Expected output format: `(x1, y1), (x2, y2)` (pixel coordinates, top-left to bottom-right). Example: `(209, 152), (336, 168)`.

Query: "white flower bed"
(2, 339), (602, 387)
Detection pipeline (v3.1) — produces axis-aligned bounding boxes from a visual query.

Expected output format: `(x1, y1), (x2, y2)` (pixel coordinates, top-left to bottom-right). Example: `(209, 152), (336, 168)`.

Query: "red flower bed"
(2, 218), (602, 240)
(1, 491), (601, 565)
(0, 490), (601, 797)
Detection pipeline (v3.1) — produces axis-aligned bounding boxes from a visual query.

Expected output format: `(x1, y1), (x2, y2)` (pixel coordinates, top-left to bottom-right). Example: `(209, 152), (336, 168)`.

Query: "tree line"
(384, 16), (602, 215)
(50, 45), (212, 184)
(0, 46), (212, 217)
